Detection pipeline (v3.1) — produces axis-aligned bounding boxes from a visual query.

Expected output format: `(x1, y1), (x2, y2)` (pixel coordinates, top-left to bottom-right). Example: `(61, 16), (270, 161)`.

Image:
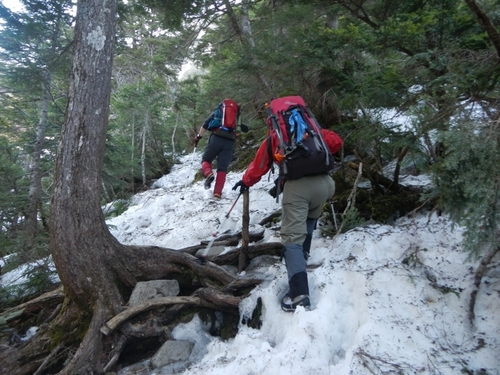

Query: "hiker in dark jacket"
(233, 100), (342, 311)
(195, 99), (240, 199)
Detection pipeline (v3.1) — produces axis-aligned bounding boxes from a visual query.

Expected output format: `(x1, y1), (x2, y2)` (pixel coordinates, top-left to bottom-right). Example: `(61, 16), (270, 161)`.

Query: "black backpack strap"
(304, 106), (331, 166)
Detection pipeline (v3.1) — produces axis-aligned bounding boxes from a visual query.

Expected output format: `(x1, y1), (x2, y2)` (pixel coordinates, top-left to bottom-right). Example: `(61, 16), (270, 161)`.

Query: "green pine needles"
(432, 118), (500, 257)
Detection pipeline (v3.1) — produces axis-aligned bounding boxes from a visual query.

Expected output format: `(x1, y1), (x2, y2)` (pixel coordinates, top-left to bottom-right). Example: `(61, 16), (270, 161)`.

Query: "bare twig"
(33, 343), (65, 375)
(103, 335), (128, 372)
(333, 162), (363, 242)
(469, 246), (500, 324)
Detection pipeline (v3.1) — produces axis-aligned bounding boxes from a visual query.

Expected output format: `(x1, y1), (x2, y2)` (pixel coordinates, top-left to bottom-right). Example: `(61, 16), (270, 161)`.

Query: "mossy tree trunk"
(48, 0), (126, 372)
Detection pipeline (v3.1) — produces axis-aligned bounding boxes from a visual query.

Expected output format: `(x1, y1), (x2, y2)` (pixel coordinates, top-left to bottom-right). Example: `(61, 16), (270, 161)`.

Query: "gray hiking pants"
(281, 174), (335, 298)
(281, 174), (335, 245)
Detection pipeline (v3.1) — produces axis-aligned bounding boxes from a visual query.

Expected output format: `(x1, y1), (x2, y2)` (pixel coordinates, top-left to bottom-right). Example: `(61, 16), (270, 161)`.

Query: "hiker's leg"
(281, 175), (335, 299)
(283, 243), (309, 298)
(213, 138), (234, 196)
(301, 174), (335, 258)
(302, 218), (317, 259)
(213, 171), (226, 197)
(281, 179), (310, 299)
(305, 174), (336, 219)
(201, 161), (213, 177)
(201, 135), (219, 177)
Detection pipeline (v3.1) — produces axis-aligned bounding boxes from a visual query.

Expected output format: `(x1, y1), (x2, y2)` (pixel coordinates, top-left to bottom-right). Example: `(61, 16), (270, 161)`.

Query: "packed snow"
(2, 151), (499, 374)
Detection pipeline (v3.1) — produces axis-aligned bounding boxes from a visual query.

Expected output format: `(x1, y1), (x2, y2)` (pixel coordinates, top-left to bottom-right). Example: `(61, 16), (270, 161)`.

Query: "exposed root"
(103, 335), (127, 372)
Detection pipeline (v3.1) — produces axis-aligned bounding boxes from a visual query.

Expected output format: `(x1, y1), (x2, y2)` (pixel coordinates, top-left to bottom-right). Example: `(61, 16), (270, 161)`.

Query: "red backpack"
(266, 96), (335, 180)
(207, 99), (240, 132)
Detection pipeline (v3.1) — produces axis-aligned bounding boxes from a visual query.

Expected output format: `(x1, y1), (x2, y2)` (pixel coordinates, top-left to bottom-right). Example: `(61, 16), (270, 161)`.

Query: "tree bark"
(141, 111), (149, 188)
(222, 0), (272, 93)
(464, 0), (500, 58)
(48, 1), (128, 373)
(26, 70), (50, 242)
(238, 190), (250, 271)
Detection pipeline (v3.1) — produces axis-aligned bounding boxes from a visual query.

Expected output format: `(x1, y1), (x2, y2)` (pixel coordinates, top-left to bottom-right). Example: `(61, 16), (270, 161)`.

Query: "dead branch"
(355, 348), (404, 374)
(464, 0), (500, 58)
(1, 286), (64, 316)
(195, 287), (242, 309)
(33, 343), (65, 375)
(333, 162), (363, 240)
(258, 210), (282, 226)
(120, 319), (170, 339)
(178, 229), (265, 256)
(101, 287), (241, 336)
(393, 145), (410, 186)
(103, 335), (127, 372)
(101, 296), (204, 335)
(238, 190), (250, 272)
(349, 159), (404, 193)
(468, 246), (500, 323)
(221, 278), (264, 294)
(213, 242), (283, 264)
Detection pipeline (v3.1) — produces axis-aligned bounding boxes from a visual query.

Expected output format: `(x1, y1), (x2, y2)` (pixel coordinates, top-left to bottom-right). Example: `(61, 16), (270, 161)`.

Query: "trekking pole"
(198, 192), (242, 263)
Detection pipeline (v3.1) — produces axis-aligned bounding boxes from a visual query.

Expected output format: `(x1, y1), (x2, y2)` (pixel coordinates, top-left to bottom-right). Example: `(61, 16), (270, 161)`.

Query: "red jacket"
(242, 129), (343, 187)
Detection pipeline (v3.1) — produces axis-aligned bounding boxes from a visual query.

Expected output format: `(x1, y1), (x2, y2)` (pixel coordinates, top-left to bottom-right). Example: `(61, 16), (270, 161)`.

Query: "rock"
(150, 340), (194, 369)
(128, 280), (180, 306)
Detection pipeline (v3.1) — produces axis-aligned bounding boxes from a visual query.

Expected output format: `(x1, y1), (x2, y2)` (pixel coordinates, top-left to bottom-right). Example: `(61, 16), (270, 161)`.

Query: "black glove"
(232, 180), (249, 193)
(194, 134), (202, 146)
(269, 177), (285, 198)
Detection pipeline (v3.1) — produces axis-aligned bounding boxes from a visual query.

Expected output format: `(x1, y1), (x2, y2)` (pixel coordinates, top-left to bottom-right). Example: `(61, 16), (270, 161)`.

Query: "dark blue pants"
(202, 134), (234, 172)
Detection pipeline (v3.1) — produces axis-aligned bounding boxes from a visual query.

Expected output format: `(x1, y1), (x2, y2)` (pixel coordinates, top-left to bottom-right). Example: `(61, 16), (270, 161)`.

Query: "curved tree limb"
(468, 246), (500, 324)
(334, 162), (363, 241)
(101, 287), (242, 336)
(464, 0), (500, 58)
(101, 296), (205, 335)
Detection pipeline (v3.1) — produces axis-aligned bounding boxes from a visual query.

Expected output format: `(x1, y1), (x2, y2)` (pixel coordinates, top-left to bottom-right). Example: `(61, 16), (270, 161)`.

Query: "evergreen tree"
(0, 0), (73, 260)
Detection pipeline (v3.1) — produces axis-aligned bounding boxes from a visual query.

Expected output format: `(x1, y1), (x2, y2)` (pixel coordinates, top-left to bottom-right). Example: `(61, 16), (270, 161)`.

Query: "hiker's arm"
(197, 112), (215, 138)
(242, 136), (275, 187)
(321, 129), (343, 154)
(197, 127), (207, 138)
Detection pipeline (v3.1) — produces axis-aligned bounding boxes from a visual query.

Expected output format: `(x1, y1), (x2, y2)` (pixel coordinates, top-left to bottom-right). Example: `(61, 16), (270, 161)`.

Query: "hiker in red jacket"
(195, 99), (240, 199)
(233, 96), (342, 311)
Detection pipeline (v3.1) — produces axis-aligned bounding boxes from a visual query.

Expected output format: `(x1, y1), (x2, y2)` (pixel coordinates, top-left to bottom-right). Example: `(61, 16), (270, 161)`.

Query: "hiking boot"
(281, 294), (310, 312)
(213, 193), (221, 200)
(204, 174), (214, 190)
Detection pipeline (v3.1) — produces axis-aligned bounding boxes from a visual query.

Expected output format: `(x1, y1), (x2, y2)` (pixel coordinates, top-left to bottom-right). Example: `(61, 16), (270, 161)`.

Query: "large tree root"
(101, 286), (242, 336)
(0, 234), (279, 375)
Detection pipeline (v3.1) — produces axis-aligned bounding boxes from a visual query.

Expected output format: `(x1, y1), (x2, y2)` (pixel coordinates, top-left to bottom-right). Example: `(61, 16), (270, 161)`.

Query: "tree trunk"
(0, 2), (259, 373)
(49, 1), (127, 372)
(141, 110), (150, 188)
(131, 112), (136, 192)
(464, 0), (500, 58)
(26, 70), (50, 242)
(222, 0), (272, 93)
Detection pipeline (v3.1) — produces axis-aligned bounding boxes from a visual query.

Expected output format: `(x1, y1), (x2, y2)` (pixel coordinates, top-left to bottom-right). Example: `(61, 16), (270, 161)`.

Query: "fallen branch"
(33, 343), (65, 375)
(178, 229), (265, 256)
(101, 296), (204, 335)
(101, 287), (242, 336)
(213, 242), (283, 264)
(355, 348), (404, 374)
(221, 278), (264, 294)
(468, 246), (500, 324)
(258, 210), (282, 226)
(103, 335), (127, 372)
(1, 286), (64, 315)
(333, 162), (363, 241)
